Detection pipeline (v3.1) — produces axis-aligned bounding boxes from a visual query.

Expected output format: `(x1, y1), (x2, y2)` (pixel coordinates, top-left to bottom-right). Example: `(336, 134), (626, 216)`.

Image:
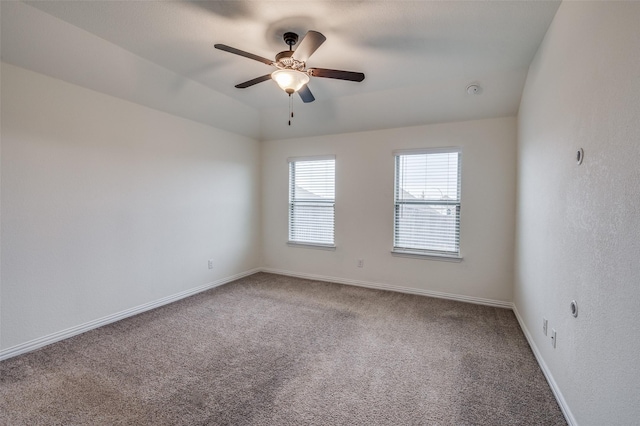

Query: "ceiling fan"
(214, 30), (365, 103)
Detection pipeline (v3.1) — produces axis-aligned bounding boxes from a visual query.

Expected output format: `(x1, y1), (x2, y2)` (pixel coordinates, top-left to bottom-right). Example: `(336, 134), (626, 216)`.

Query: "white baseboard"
(512, 305), (577, 426)
(260, 267), (513, 309)
(0, 268), (261, 361)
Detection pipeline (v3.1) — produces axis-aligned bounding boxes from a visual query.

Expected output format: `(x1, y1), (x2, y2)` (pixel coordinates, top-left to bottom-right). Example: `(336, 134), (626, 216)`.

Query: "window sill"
(391, 250), (463, 262)
(287, 241), (336, 251)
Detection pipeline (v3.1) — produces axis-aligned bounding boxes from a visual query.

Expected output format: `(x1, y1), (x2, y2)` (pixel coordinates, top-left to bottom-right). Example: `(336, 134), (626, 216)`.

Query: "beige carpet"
(0, 273), (565, 425)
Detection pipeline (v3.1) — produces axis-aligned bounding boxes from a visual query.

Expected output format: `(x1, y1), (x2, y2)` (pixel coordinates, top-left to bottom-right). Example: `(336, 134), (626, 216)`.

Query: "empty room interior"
(1, 1), (639, 425)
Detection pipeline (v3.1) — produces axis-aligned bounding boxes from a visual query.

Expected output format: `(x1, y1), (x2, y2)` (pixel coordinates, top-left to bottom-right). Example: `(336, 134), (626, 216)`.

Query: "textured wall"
(515, 2), (640, 424)
(1, 63), (261, 350)
(262, 117), (517, 303)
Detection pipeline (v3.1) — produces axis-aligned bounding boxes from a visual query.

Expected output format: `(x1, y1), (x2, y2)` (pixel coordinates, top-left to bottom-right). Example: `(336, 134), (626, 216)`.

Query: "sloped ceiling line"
(2, 1), (560, 140)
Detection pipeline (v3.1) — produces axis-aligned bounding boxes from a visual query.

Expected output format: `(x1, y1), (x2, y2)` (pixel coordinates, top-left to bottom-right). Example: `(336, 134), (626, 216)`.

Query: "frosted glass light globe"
(271, 69), (310, 94)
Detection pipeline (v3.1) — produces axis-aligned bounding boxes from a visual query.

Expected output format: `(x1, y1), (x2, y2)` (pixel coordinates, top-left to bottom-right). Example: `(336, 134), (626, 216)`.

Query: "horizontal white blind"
(289, 158), (335, 245)
(394, 150), (461, 255)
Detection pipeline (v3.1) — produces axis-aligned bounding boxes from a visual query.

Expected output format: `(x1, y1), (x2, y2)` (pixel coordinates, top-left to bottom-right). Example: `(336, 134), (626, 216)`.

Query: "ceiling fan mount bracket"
(283, 32), (299, 48)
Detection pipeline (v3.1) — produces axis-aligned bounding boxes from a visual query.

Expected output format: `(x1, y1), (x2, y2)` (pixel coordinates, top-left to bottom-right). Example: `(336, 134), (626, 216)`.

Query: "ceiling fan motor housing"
(275, 50), (306, 71)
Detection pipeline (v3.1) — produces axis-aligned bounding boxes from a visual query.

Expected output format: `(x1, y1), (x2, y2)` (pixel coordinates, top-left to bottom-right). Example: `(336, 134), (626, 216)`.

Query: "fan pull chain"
(288, 93), (294, 126)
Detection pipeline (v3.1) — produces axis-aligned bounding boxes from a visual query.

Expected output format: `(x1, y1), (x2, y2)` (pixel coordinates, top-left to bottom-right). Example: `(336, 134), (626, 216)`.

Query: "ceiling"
(1, 1), (560, 140)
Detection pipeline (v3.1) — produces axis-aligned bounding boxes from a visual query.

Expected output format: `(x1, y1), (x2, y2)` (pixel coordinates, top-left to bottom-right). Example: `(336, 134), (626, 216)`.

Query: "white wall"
(262, 117), (517, 304)
(1, 63), (261, 351)
(515, 2), (640, 425)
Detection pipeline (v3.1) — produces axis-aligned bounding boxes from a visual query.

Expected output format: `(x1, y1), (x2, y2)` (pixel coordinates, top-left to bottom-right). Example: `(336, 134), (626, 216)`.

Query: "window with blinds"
(394, 148), (461, 257)
(288, 156), (336, 247)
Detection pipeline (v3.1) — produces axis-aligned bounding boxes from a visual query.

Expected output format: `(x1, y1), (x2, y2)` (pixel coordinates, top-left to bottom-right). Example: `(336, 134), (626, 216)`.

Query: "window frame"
(392, 147), (463, 261)
(287, 155), (336, 249)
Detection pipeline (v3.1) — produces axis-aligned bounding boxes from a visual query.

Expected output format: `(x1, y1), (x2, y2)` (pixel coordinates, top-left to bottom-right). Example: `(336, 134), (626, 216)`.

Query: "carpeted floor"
(0, 273), (565, 425)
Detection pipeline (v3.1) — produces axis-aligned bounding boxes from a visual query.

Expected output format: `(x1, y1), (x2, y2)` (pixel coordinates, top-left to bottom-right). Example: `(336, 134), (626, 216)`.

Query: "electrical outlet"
(357, 259), (364, 268)
(543, 318), (548, 336)
(551, 329), (557, 348)
(208, 259), (213, 270)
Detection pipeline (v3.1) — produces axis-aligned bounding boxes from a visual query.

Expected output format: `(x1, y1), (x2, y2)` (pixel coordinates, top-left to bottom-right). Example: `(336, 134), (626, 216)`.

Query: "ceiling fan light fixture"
(216, 30), (364, 103)
(271, 69), (309, 94)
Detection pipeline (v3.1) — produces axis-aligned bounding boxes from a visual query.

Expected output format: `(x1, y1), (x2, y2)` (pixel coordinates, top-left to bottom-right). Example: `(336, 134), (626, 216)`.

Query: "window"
(288, 156), (335, 247)
(393, 148), (461, 258)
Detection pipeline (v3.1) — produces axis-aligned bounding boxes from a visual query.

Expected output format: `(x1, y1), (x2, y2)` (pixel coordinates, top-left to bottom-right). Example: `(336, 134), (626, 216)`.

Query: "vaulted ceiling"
(1, 1), (560, 140)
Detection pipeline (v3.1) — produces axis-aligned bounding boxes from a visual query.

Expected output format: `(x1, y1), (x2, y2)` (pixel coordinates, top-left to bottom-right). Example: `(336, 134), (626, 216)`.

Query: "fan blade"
(308, 68), (365, 82)
(214, 44), (274, 66)
(298, 84), (315, 103)
(235, 74), (272, 89)
(293, 31), (326, 62)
